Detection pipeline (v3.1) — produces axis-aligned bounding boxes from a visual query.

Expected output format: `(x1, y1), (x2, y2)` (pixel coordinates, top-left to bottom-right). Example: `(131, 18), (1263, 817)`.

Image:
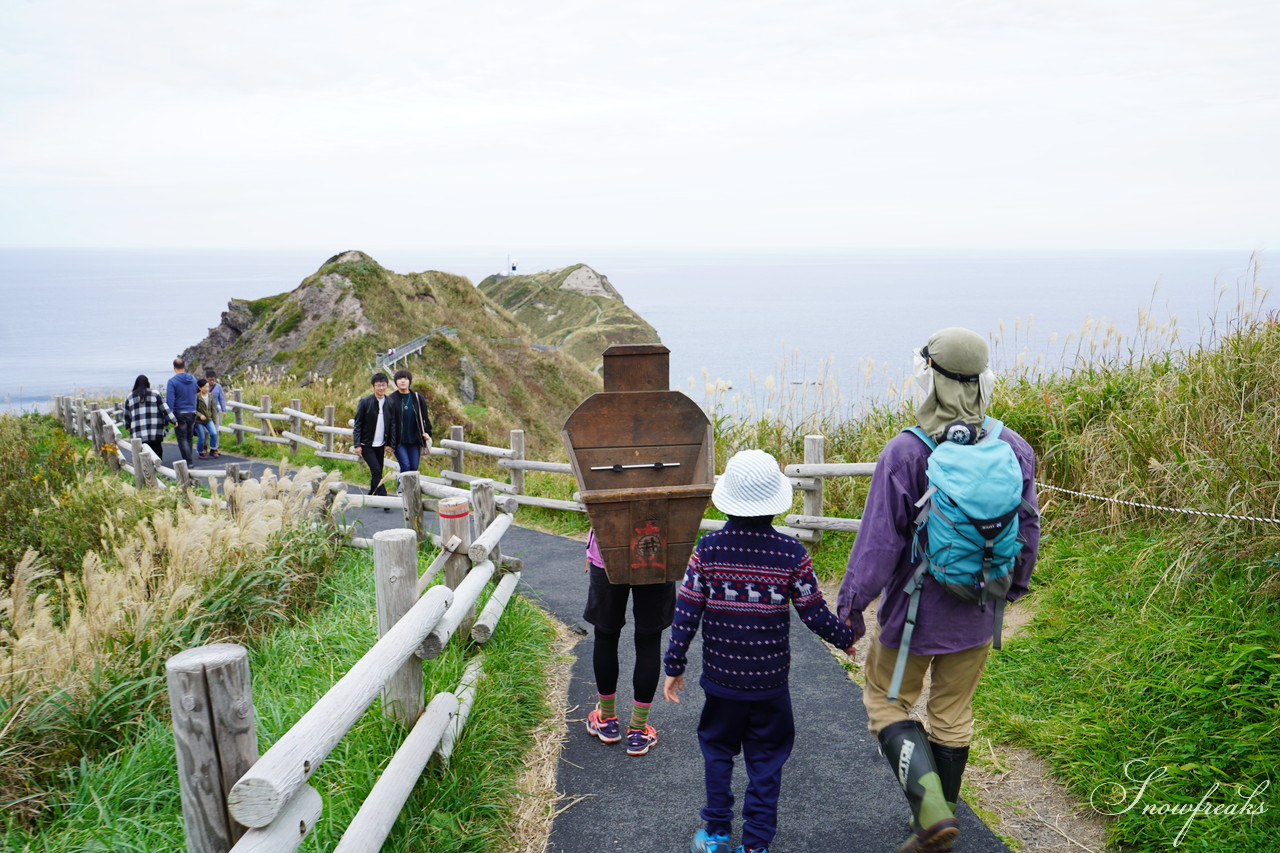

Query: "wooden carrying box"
(562, 344), (714, 585)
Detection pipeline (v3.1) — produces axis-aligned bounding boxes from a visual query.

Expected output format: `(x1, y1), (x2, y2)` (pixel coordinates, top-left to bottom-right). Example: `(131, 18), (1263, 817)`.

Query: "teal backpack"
(889, 417), (1034, 700)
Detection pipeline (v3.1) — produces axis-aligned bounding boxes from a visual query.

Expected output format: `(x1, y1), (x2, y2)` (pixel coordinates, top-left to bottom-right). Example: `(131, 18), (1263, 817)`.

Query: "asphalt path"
(139, 441), (1010, 853)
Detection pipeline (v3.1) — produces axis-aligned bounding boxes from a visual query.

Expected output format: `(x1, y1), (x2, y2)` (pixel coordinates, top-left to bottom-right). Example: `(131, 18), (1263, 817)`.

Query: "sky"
(1, 0), (1277, 253)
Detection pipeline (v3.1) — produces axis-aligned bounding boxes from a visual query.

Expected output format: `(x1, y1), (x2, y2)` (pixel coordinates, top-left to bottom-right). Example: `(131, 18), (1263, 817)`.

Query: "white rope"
(1036, 482), (1280, 524)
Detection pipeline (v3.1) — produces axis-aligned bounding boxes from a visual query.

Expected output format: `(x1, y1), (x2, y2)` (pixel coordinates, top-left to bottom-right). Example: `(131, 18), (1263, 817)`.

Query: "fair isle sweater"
(664, 517), (856, 701)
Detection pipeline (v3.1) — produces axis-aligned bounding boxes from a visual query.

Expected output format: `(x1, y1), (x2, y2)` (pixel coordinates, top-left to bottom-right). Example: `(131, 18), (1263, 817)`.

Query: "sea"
(0, 247), (1273, 418)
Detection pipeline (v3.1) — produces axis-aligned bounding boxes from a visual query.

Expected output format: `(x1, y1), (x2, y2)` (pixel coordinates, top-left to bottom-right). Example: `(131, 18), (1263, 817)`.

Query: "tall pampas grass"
(0, 443), (344, 825)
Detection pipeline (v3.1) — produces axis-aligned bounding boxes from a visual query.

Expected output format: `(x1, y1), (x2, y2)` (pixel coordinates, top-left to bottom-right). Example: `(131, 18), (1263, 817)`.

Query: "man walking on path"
(166, 357), (198, 466)
(838, 327), (1040, 853)
(352, 372), (397, 500)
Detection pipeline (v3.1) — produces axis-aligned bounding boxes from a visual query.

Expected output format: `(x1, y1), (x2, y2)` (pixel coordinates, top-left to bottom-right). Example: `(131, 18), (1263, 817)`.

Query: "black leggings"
(593, 628), (663, 704)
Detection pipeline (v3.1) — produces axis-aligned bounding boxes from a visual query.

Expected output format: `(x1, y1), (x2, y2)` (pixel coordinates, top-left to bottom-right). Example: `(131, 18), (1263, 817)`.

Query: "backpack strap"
(888, 561), (930, 701)
(904, 425), (936, 450)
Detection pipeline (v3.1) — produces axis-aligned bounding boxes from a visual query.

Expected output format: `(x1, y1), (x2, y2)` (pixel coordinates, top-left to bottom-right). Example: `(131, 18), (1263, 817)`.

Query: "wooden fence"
(166, 493), (520, 853)
(54, 391), (873, 541)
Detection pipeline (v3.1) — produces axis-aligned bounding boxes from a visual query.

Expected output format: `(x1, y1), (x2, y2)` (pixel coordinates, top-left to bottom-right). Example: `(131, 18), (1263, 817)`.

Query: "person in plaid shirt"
(122, 374), (175, 462)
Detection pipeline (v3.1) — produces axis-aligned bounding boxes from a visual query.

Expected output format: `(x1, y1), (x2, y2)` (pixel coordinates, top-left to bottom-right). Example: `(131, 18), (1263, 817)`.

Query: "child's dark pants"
(698, 690), (795, 850)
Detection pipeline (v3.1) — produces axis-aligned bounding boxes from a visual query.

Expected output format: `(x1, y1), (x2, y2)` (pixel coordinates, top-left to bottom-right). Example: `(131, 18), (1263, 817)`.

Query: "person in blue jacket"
(165, 357), (198, 466)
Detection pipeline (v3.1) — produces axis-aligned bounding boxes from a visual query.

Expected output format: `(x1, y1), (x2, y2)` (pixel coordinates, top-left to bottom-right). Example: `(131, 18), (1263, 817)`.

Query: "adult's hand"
(843, 610), (866, 643)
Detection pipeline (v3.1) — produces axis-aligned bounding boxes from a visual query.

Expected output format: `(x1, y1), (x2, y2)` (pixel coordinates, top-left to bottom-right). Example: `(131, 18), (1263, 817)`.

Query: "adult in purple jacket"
(837, 327), (1040, 853)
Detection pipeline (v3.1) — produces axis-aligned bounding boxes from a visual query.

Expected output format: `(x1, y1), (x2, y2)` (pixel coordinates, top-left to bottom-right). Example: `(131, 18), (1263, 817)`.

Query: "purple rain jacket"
(837, 426), (1041, 655)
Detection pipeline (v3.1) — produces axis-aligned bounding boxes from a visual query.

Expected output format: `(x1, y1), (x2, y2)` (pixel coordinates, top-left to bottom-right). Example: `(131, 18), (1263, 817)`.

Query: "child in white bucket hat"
(664, 449), (858, 853)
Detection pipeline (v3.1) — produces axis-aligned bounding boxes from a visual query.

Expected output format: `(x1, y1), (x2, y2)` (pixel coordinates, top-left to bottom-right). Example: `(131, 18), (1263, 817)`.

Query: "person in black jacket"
(352, 372), (398, 498)
(390, 369), (433, 479)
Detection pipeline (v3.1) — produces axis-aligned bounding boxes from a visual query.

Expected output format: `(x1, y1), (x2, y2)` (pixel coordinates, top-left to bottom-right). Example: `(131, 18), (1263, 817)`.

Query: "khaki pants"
(862, 639), (990, 747)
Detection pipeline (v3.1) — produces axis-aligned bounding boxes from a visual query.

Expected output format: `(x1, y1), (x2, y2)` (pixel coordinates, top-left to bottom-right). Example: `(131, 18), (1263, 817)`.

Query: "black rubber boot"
(878, 720), (960, 853)
(930, 741), (969, 808)
(929, 742), (969, 853)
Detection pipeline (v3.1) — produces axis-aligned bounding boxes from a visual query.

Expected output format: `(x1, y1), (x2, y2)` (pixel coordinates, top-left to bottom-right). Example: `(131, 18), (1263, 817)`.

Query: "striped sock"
(597, 693), (617, 719)
(629, 700), (652, 731)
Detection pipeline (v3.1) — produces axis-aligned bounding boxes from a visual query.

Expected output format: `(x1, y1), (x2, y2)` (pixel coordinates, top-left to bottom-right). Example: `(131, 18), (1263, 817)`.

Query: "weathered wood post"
(323, 405), (336, 455)
(260, 395), (272, 440)
(288, 398), (301, 456)
(166, 643), (259, 853)
(374, 529), (425, 726)
(88, 403), (102, 454)
(100, 412), (121, 474)
(449, 425), (465, 476)
(471, 479), (500, 571)
(233, 389), (244, 446)
(132, 438), (157, 489)
(400, 472), (424, 542)
(803, 435), (825, 544)
(438, 496), (473, 594)
(175, 459), (193, 494)
(509, 429), (526, 494)
(74, 397), (86, 438)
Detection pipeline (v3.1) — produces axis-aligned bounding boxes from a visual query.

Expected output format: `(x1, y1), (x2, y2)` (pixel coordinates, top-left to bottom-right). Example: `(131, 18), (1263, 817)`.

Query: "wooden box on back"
(562, 344), (714, 584)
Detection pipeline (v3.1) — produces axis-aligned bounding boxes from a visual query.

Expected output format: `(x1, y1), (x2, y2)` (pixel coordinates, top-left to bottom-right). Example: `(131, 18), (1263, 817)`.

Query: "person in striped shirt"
(664, 449), (859, 853)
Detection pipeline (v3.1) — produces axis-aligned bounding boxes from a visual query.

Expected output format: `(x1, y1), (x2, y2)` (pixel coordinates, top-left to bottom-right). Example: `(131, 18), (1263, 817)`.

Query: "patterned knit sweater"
(664, 517), (856, 700)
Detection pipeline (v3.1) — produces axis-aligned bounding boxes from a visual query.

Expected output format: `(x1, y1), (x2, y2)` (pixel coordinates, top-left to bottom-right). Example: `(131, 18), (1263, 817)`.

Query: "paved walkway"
(141, 442), (1010, 853)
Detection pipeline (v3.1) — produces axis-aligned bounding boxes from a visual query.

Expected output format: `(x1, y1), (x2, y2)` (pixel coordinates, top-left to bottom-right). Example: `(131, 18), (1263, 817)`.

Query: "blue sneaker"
(734, 847), (769, 853)
(691, 828), (732, 852)
(626, 723), (658, 755)
(585, 709), (621, 744)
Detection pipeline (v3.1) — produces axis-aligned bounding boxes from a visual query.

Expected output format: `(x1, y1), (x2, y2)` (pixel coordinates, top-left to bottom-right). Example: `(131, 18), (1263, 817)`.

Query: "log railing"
(56, 393), (873, 542)
(168, 501), (519, 853)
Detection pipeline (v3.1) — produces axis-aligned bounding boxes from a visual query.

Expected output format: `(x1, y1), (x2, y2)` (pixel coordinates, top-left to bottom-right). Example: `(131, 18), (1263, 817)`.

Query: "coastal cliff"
(478, 264), (660, 373)
(180, 251), (609, 447)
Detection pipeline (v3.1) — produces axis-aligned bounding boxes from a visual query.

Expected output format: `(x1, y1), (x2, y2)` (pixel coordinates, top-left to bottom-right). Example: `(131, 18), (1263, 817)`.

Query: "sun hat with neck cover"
(914, 327), (995, 442)
(711, 449), (793, 517)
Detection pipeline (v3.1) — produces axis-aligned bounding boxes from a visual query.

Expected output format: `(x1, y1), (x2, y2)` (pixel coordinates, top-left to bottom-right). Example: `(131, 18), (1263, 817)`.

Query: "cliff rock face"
(477, 264), (659, 372)
(180, 251), (606, 449)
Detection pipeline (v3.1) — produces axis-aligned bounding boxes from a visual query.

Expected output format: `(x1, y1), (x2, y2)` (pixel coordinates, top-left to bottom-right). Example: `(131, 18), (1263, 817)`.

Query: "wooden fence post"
(100, 412), (121, 473)
(233, 389), (244, 446)
(803, 435), (825, 544)
(471, 479), (500, 570)
(288, 398), (301, 455)
(400, 472), (424, 541)
(132, 438), (156, 489)
(260, 396), (272, 440)
(509, 429), (525, 494)
(323, 405), (335, 454)
(449, 425), (464, 476)
(88, 403), (102, 454)
(438, 496), (472, 594)
(374, 529), (425, 726)
(175, 459), (192, 493)
(166, 643), (259, 853)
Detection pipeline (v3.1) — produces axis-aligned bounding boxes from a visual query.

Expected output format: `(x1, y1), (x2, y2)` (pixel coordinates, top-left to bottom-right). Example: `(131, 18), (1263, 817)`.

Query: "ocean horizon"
(1, 247), (1273, 416)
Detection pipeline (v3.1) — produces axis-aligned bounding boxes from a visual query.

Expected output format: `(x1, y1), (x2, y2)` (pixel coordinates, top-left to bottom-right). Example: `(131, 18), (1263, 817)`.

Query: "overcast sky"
(2, 0), (1277, 252)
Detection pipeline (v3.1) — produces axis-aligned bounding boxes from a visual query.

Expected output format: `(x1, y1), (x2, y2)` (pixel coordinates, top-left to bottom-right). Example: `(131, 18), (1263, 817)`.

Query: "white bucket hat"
(711, 449), (793, 517)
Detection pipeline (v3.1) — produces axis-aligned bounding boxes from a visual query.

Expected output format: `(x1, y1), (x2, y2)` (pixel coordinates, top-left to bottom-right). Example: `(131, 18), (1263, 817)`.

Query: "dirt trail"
(826, 586), (1110, 853)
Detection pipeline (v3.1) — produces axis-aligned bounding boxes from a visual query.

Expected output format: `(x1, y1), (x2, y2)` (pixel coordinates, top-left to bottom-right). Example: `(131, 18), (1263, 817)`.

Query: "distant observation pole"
(506, 254), (517, 275)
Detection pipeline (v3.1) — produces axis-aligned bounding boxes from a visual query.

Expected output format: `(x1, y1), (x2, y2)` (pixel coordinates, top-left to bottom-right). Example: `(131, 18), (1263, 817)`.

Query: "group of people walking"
(121, 358), (226, 467)
(581, 328), (1041, 853)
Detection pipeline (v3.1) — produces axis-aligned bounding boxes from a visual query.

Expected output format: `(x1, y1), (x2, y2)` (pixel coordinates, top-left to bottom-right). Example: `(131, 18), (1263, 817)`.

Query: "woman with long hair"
(121, 374), (175, 463)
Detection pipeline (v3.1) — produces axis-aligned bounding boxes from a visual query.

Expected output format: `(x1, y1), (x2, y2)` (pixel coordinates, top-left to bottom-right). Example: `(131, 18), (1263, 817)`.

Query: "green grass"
(6, 547), (563, 852)
(974, 525), (1280, 851)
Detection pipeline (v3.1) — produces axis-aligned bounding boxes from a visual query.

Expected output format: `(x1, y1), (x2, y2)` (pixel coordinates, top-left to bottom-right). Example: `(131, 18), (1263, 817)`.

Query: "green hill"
(478, 264), (661, 373)
(180, 251), (605, 450)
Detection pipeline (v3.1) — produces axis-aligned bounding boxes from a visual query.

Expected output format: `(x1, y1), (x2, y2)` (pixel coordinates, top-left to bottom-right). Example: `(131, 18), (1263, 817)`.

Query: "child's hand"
(663, 674), (683, 703)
